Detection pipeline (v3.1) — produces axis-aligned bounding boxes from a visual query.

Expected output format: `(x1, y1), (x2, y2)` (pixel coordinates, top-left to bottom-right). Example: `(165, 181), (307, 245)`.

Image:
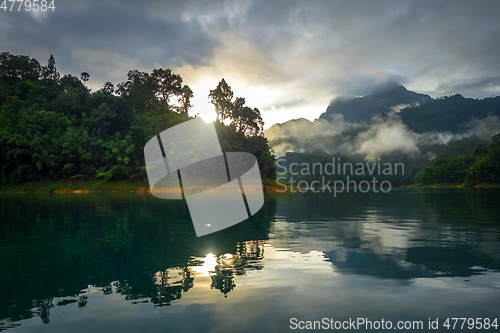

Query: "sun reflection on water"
(190, 253), (219, 277)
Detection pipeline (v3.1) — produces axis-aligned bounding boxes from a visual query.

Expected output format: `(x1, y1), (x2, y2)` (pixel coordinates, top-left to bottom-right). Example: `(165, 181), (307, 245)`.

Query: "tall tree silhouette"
(80, 72), (89, 87)
(151, 68), (183, 130)
(42, 55), (60, 81)
(178, 84), (193, 118)
(100, 81), (114, 94)
(209, 78), (234, 122)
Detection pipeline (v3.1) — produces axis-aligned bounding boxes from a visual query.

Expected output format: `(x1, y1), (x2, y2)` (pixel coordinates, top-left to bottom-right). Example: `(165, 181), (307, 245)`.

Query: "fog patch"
(264, 113), (351, 141)
(353, 114), (420, 161)
(390, 103), (412, 113)
(267, 112), (500, 161)
(466, 116), (500, 140)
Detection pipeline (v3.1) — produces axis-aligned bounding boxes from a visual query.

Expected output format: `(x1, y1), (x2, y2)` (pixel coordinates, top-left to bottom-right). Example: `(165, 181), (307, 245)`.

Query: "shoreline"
(3, 180), (499, 194)
(0, 179), (295, 194)
(408, 182), (500, 188)
(0, 180), (150, 194)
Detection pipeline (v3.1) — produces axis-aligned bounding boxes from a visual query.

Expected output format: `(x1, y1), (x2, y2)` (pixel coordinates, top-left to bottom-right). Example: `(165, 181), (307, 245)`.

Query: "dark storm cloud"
(1, 0), (499, 123)
(0, 0), (219, 86)
(236, 0), (500, 98)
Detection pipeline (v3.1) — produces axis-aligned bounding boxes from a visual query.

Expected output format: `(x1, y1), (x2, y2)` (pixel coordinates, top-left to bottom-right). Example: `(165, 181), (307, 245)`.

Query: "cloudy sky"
(1, 0), (500, 128)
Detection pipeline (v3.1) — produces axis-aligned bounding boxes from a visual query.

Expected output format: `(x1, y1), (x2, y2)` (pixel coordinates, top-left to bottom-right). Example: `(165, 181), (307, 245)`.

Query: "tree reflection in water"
(0, 193), (276, 328)
(209, 241), (265, 297)
(114, 240), (266, 304)
(6, 190), (499, 330)
(25, 239), (267, 319)
(31, 298), (53, 324)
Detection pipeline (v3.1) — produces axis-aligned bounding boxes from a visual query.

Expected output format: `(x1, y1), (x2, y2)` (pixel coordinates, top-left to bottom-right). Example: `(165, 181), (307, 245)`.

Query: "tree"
(151, 68), (183, 130)
(210, 265), (235, 297)
(92, 102), (115, 138)
(178, 84), (193, 118)
(209, 78), (234, 122)
(42, 55), (60, 81)
(208, 79), (264, 136)
(0, 52), (41, 84)
(232, 96), (245, 116)
(80, 72), (90, 87)
(0, 53), (277, 184)
(100, 81), (114, 94)
(493, 133), (500, 144)
(59, 74), (84, 91)
(232, 105), (264, 137)
(116, 70), (156, 112)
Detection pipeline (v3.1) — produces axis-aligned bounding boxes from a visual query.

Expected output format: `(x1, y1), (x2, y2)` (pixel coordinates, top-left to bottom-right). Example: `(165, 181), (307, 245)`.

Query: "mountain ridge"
(264, 84), (433, 142)
(320, 84), (432, 123)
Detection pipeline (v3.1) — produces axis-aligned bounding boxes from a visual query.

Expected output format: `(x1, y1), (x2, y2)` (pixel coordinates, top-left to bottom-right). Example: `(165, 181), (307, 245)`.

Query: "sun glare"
(183, 74), (324, 128)
(190, 253), (218, 277)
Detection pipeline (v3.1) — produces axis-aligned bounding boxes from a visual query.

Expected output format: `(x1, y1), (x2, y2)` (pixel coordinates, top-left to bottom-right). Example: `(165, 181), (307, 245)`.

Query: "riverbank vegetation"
(414, 134), (500, 186)
(0, 52), (276, 189)
(2, 51), (498, 192)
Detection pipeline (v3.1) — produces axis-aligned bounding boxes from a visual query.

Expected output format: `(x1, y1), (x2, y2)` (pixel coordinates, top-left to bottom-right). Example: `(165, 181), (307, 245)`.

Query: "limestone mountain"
(319, 84), (432, 123)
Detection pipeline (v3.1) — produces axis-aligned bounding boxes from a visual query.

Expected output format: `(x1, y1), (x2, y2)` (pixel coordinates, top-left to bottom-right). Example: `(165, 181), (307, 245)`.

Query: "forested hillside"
(399, 94), (500, 133)
(415, 134), (500, 185)
(0, 52), (276, 185)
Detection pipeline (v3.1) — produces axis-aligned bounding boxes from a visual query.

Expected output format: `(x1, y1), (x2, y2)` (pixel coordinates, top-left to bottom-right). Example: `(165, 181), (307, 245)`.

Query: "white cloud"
(3, 0), (500, 128)
(354, 115), (420, 161)
(173, 32), (335, 127)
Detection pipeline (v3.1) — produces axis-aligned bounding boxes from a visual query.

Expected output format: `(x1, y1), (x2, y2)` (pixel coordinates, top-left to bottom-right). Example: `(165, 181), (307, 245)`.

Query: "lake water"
(1, 189), (500, 332)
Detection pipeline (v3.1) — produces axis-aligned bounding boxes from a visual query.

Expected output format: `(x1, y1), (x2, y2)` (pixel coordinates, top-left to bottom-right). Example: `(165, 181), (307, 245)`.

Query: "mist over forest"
(266, 84), (500, 159)
(265, 84), (500, 185)
(1, 50), (499, 188)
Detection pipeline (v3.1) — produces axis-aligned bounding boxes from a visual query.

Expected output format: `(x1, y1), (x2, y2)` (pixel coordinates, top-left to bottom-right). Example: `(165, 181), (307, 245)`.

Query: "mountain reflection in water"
(0, 189), (499, 332)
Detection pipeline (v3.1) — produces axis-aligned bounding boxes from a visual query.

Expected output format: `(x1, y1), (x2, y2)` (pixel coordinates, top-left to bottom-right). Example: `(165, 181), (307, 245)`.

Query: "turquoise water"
(1, 189), (499, 332)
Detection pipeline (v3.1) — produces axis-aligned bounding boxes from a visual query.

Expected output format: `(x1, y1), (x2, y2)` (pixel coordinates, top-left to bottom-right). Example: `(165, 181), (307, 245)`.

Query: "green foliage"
(415, 135), (500, 185)
(214, 122), (276, 180)
(150, 68), (184, 130)
(415, 155), (475, 184)
(0, 52), (276, 184)
(0, 52), (41, 86)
